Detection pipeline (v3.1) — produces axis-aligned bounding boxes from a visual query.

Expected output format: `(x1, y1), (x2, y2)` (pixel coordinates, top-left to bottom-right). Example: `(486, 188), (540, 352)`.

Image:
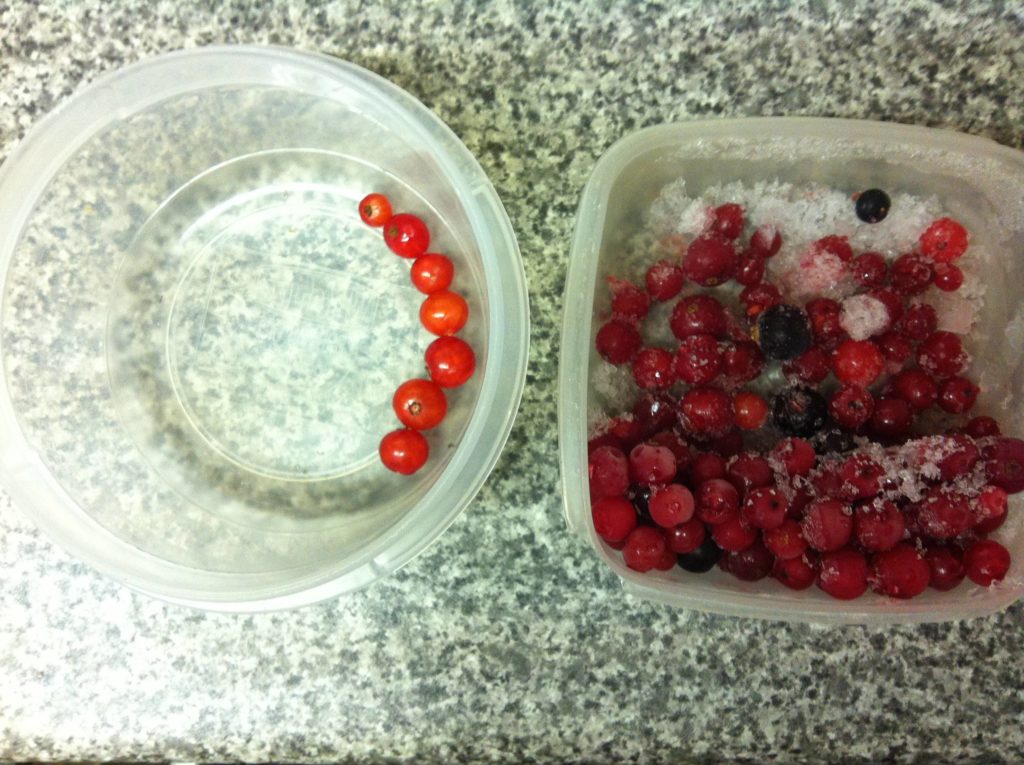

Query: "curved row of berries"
(590, 197), (1016, 599)
(358, 194), (476, 475)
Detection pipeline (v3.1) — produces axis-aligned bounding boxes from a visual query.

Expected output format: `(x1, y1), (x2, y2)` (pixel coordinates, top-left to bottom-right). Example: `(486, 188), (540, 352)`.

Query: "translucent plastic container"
(560, 118), (1024, 624)
(0, 47), (529, 610)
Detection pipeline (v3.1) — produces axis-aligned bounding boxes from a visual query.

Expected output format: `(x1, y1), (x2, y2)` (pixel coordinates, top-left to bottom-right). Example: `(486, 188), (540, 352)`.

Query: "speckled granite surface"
(2, 1), (1024, 763)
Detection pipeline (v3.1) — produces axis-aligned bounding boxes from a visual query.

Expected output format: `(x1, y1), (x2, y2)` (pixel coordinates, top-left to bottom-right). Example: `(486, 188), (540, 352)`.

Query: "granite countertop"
(3, 1), (1024, 763)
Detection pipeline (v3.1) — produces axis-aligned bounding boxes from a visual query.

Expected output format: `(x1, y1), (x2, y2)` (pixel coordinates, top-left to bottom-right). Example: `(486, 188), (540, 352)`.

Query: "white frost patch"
(840, 294), (891, 340)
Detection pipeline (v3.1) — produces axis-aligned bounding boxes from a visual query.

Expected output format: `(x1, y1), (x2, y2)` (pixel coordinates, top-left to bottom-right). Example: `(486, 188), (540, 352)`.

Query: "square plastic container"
(559, 117), (1024, 624)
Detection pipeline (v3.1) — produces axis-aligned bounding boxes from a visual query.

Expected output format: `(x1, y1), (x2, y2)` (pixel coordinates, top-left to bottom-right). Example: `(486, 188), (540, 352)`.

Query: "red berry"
(915, 487), (972, 540)
(749, 224), (782, 258)
(648, 431), (693, 468)
(839, 454), (884, 500)
(721, 341), (766, 384)
(711, 513), (758, 552)
(628, 443), (677, 485)
(805, 298), (847, 349)
(742, 486), (789, 529)
(965, 416), (1001, 438)
(869, 397), (914, 442)
(771, 437), (817, 477)
(607, 277), (650, 321)
(917, 331), (968, 378)
(983, 437), (1024, 494)
(591, 496), (638, 543)
(897, 304), (938, 341)
(735, 252), (766, 286)
(588, 445), (629, 501)
(869, 288), (904, 326)
(937, 376), (979, 414)
(359, 192), (393, 227)
(962, 539), (1011, 586)
(632, 347), (676, 390)
(733, 391), (769, 430)
(674, 334), (723, 385)
(379, 428), (429, 474)
(607, 416), (643, 449)
(683, 236), (738, 286)
(832, 339), (884, 388)
(622, 526), (670, 572)
(709, 203), (745, 239)
(851, 251), (887, 288)
(889, 368), (938, 410)
(709, 429), (744, 458)
(972, 484), (1008, 529)
(783, 346), (831, 385)
(817, 549), (869, 599)
(919, 217), (969, 263)
(383, 213), (430, 258)
(739, 283), (782, 321)
(425, 336), (476, 389)
(665, 518), (705, 554)
(393, 378), (448, 430)
(875, 330), (914, 364)
(588, 432), (624, 454)
(813, 234), (854, 263)
(933, 263), (964, 292)
(726, 452), (774, 496)
(871, 544), (930, 599)
(763, 519), (808, 560)
(670, 294), (728, 339)
(854, 498), (905, 552)
(410, 253), (455, 294)
(696, 477), (739, 524)
(925, 545), (965, 590)
(937, 434), (980, 481)
(633, 393), (678, 437)
(801, 498), (853, 552)
(828, 384), (875, 430)
(649, 483), (696, 527)
(773, 555), (817, 589)
(689, 452), (728, 485)
(889, 253), (934, 295)
(680, 386), (734, 438)
(720, 539), (774, 581)
(420, 290), (469, 336)
(595, 320), (642, 365)
(645, 259), (686, 301)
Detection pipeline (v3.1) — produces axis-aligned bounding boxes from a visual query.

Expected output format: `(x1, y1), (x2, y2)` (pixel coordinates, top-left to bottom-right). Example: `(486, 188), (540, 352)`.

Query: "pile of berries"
(590, 197), (1019, 599)
(358, 194), (476, 475)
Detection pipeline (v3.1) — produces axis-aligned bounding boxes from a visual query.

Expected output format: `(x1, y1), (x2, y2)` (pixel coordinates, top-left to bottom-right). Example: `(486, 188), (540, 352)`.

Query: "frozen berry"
(690, 453), (728, 485)
(383, 213), (430, 258)
(806, 298), (847, 349)
(933, 263), (964, 292)
(608, 277), (651, 321)
(595, 320), (642, 364)
(632, 393), (677, 437)
(588, 446), (629, 500)
(915, 487), (972, 540)
(832, 339), (884, 388)
(925, 546), (965, 591)
(854, 188), (891, 223)
(629, 443), (677, 485)
(771, 437), (817, 477)
(783, 346), (831, 385)
(632, 347), (676, 390)
(763, 519), (808, 560)
(829, 385), (875, 430)
(756, 304), (813, 360)
(875, 330), (913, 364)
(817, 549), (869, 599)
(607, 417), (643, 449)
(709, 429), (744, 458)
(749, 224), (782, 258)
(734, 391), (769, 430)
(720, 540), (774, 581)
(889, 253), (933, 296)
(851, 251), (888, 288)
(983, 437), (1024, 493)
(645, 259), (686, 301)
(696, 477), (740, 524)
(677, 536), (723, 573)
(711, 513), (758, 552)
(772, 387), (828, 438)
(773, 555), (817, 590)
(813, 234), (854, 263)
(802, 498), (853, 552)
(648, 431), (693, 467)
(937, 434), (981, 481)
(965, 416), (1000, 438)
(917, 331), (967, 378)
(649, 484), (696, 527)
(739, 283), (782, 320)
(670, 294), (728, 339)
(379, 428), (429, 474)
(742, 486), (789, 529)
(735, 252), (767, 287)
(709, 203), (745, 239)
(854, 499), (905, 552)
(972, 485), (1008, 529)
(937, 376), (979, 414)
(726, 453), (774, 496)
(962, 539), (1011, 586)
(674, 334), (723, 385)
(684, 236), (738, 286)
(838, 454), (884, 500)
(622, 526), (670, 572)
(592, 496), (638, 543)
(666, 518), (706, 554)
(721, 341), (766, 384)
(920, 217), (969, 263)
(898, 304), (938, 341)
(871, 544), (930, 599)
(680, 386), (734, 438)
(869, 397), (914, 442)
(889, 368), (938, 410)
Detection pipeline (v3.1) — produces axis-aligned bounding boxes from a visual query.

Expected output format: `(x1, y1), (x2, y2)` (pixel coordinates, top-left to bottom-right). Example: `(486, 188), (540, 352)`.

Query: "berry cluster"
(591, 198), (1017, 599)
(358, 193), (476, 475)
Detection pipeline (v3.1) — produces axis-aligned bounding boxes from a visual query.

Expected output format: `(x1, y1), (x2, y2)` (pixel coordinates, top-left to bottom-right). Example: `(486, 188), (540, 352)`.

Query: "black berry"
(772, 387), (828, 437)
(756, 304), (812, 360)
(630, 484), (653, 524)
(855, 188), (891, 224)
(677, 535), (723, 573)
